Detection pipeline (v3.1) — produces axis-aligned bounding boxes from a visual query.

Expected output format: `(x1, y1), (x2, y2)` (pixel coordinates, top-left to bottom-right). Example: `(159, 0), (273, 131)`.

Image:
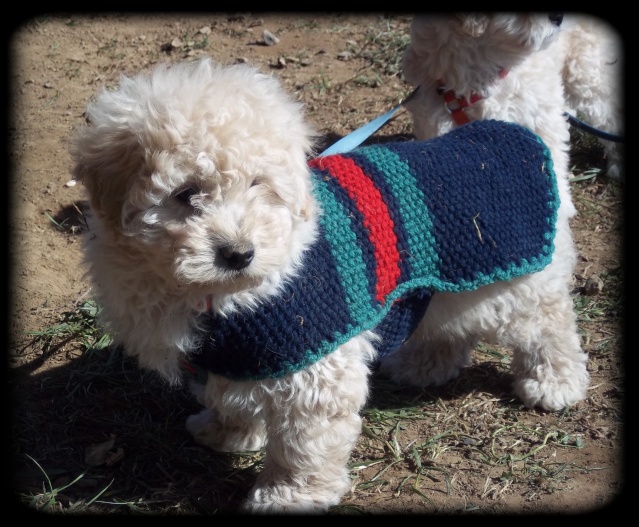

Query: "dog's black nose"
(548, 13), (563, 26)
(217, 245), (255, 271)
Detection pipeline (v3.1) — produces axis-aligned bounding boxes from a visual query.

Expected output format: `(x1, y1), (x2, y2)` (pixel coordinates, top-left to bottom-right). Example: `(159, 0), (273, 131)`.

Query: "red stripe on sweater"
(309, 155), (400, 302)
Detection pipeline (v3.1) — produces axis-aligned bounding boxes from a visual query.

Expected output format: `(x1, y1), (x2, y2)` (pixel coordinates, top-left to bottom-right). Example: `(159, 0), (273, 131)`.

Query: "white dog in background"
(377, 12), (621, 418)
(402, 13), (623, 181)
(71, 58), (590, 513)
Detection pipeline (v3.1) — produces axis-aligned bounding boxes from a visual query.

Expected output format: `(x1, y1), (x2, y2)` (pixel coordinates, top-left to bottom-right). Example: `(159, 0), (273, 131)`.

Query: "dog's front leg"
(186, 375), (268, 452)
(242, 337), (376, 513)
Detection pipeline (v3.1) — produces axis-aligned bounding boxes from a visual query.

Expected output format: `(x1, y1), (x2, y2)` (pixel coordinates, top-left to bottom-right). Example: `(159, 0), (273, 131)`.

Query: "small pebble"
(262, 29), (280, 46)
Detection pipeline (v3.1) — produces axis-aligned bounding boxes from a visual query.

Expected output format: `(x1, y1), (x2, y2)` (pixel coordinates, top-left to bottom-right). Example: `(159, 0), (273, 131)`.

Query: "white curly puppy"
(376, 13), (618, 415)
(402, 13), (623, 181)
(72, 58), (589, 513)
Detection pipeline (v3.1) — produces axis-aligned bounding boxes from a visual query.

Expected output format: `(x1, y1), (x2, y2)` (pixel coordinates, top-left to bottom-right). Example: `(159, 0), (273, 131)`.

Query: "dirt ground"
(8, 13), (625, 515)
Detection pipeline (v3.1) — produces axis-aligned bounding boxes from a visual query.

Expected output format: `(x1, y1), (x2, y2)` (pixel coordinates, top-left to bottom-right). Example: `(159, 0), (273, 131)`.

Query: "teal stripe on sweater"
(356, 142), (557, 294)
(311, 177), (373, 326)
(360, 145), (441, 279)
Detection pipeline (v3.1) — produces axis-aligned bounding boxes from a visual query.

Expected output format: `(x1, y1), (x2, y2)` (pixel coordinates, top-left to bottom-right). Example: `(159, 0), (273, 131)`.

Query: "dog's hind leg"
(502, 225), (590, 411)
(505, 277), (590, 412)
(241, 335), (376, 513)
(379, 258), (589, 411)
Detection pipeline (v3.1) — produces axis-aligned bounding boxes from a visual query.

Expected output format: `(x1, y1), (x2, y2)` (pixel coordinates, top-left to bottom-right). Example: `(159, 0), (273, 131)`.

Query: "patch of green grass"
(20, 454), (161, 513)
(96, 39), (119, 56)
(570, 166), (602, 183)
(356, 18), (411, 78)
(44, 211), (70, 232)
(303, 17), (411, 99)
(475, 343), (511, 363)
(26, 300), (112, 354)
(308, 73), (333, 96)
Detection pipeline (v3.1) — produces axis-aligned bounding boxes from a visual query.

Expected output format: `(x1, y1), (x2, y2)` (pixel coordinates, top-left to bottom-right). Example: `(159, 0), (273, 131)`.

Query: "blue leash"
(320, 87), (419, 156)
(564, 112), (624, 143)
(319, 85), (624, 158)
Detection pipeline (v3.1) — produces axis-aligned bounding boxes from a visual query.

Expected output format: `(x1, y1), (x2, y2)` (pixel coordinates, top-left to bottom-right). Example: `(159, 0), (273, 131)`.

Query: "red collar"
(437, 69), (508, 126)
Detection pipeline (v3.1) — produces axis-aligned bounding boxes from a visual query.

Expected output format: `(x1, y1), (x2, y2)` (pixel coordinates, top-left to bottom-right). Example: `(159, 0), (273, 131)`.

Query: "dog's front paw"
(186, 408), (267, 452)
(514, 365), (590, 411)
(240, 482), (345, 514)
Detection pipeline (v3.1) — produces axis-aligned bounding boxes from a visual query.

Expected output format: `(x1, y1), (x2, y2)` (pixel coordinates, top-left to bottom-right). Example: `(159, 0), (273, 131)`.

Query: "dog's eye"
(250, 177), (263, 188)
(175, 186), (200, 205)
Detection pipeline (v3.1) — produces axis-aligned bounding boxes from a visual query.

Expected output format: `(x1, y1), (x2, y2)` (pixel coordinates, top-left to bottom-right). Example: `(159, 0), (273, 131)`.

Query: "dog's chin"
(177, 257), (298, 311)
(191, 272), (266, 296)
(527, 28), (561, 52)
(188, 275), (268, 312)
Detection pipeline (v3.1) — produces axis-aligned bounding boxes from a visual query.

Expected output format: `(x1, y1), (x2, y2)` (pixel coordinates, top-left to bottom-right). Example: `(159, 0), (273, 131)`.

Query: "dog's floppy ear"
(71, 124), (145, 234)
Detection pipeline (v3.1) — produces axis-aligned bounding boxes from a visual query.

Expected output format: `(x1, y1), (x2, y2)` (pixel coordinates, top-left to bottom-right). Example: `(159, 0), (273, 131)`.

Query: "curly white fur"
(72, 55), (591, 513)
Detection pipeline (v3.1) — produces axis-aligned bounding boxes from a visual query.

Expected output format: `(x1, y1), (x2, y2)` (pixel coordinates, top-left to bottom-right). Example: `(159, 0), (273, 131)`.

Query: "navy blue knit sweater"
(186, 119), (559, 382)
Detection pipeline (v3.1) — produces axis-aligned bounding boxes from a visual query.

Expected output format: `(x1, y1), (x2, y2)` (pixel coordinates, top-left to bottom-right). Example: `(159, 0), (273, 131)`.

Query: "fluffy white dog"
(71, 58), (590, 513)
(402, 13), (623, 180)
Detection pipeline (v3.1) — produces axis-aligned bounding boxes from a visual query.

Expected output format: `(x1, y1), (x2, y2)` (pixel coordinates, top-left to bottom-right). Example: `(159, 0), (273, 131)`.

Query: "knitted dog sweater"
(187, 119), (559, 382)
